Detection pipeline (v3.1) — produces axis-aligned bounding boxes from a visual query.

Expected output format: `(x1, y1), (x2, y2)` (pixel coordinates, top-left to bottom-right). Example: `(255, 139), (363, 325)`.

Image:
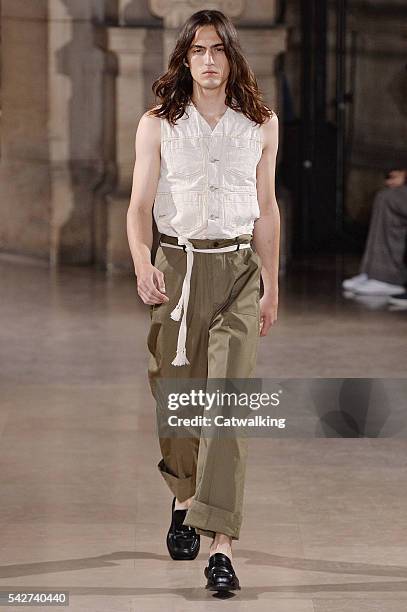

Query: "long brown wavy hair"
(148, 9), (275, 126)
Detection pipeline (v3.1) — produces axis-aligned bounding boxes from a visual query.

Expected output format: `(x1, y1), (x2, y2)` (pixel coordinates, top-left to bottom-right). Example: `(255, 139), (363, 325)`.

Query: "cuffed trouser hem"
(182, 499), (242, 541)
(157, 459), (195, 502)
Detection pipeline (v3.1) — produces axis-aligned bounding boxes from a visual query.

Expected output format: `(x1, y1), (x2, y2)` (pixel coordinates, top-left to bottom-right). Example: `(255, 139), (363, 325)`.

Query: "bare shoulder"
(136, 106), (161, 149)
(260, 111), (279, 150)
(139, 105), (161, 129)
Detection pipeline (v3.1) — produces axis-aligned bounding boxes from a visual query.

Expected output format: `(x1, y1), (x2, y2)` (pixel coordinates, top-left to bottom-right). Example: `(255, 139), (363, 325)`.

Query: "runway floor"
(1, 253), (407, 611)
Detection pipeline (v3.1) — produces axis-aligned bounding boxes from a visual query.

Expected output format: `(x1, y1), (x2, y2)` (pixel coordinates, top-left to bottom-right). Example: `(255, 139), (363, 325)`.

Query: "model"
(127, 8), (280, 594)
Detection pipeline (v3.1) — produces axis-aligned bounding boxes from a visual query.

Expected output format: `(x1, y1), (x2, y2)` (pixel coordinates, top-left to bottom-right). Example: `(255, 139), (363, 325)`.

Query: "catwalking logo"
(168, 414), (287, 429)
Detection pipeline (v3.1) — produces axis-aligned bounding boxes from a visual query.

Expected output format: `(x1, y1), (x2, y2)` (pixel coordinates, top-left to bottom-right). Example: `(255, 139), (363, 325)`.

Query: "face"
(385, 169), (406, 188)
(185, 25), (230, 90)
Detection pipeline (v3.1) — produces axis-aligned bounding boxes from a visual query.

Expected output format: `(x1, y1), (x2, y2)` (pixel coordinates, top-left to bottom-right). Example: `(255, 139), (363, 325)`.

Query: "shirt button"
(209, 214), (218, 220)
(210, 157), (219, 163)
(209, 185), (218, 191)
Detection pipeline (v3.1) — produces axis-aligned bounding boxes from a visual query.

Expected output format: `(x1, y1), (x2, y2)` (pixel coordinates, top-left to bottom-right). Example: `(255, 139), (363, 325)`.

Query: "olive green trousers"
(147, 233), (261, 540)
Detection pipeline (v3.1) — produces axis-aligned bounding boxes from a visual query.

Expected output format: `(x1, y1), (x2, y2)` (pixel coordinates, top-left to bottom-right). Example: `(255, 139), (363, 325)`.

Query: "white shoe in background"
(354, 279), (406, 296)
(342, 273), (368, 291)
(388, 292), (407, 307)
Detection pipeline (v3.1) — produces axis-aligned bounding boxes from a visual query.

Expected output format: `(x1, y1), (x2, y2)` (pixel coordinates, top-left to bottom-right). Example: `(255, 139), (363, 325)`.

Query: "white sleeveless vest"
(153, 100), (263, 240)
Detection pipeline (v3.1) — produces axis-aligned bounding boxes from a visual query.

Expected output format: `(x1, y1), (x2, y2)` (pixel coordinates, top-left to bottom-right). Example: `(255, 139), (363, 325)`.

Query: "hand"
(384, 169), (406, 188)
(259, 289), (278, 336)
(136, 262), (170, 305)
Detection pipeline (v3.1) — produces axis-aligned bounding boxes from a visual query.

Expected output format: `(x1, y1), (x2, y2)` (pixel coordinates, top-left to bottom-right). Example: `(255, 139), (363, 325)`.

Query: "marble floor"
(1, 253), (407, 611)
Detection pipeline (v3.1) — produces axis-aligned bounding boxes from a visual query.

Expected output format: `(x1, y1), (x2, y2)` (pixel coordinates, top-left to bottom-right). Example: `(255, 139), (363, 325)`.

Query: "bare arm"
(126, 110), (169, 305)
(252, 112), (280, 336)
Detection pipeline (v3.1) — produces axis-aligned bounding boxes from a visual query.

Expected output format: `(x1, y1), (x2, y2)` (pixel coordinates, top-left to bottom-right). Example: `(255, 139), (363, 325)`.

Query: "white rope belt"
(160, 239), (251, 367)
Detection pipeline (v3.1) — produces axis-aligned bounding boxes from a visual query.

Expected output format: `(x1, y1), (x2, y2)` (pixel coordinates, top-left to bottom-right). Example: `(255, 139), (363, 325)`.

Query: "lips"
(203, 71), (217, 75)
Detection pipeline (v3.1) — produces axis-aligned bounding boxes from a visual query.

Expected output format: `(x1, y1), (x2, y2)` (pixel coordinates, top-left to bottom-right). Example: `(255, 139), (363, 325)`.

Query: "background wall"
(0, 0), (405, 269)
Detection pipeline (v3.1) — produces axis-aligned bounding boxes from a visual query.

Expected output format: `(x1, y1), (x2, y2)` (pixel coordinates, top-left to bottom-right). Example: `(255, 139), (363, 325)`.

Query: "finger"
(154, 270), (166, 294)
(148, 287), (169, 302)
(260, 318), (272, 336)
(139, 284), (169, 304)
(138, 290), (154, 306)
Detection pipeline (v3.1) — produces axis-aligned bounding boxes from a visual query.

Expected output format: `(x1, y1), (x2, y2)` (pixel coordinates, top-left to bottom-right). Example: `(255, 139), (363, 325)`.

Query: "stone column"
(0, 1), (51, 260)
(106, 30), (148, 194)
(47, 0), (108, 266)
(104, 25), (162, 272)
(0, 0), (112, 265)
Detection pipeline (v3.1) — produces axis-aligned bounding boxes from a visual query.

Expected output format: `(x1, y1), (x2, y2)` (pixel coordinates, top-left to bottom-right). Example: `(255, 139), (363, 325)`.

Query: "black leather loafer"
(204, 552), (241, 591)
(166, 497), (200, 560)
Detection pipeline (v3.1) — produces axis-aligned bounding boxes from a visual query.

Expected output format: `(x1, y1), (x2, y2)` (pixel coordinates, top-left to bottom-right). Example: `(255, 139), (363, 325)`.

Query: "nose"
(204, 50), (215, 65)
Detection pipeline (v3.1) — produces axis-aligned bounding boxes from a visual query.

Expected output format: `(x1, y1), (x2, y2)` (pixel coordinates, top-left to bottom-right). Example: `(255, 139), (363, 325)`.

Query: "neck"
(190, 88), (228, 117)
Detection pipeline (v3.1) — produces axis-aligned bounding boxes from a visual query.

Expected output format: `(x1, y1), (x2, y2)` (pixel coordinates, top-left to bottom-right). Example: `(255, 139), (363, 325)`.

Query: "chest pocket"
(224, 137), (261, 181)
(162, 138), (204, 178)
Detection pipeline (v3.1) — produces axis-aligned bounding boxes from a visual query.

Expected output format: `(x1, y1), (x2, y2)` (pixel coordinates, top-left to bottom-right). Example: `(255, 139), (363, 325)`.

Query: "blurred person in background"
(343, 168), (407, 299)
